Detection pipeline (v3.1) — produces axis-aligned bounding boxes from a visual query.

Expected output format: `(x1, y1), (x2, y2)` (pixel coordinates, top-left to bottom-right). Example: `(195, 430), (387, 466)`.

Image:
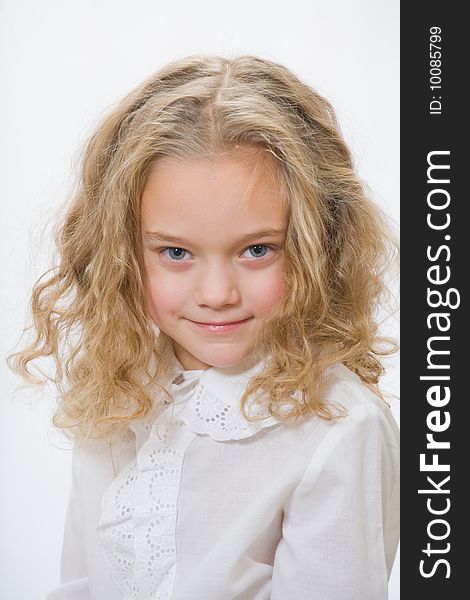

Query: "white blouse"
(46, 353), (399, 600)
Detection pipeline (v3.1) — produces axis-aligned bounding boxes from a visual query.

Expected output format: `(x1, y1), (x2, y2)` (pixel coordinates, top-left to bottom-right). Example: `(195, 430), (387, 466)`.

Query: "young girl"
(11, 55), (399, 599)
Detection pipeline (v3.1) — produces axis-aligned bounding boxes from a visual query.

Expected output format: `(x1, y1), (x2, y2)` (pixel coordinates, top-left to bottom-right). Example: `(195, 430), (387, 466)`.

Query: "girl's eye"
(160, 245), (272, 261)
(162, 247), (191, 261)
(243, 244), (270, 259)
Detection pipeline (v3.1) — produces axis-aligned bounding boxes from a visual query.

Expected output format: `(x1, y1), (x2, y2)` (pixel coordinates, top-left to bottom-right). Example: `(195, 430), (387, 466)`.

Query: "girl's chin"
(175, 345), (253, 371)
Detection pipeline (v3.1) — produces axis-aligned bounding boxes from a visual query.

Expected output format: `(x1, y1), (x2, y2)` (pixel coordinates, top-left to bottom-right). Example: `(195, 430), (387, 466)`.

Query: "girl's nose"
(194, 263), (241, 309)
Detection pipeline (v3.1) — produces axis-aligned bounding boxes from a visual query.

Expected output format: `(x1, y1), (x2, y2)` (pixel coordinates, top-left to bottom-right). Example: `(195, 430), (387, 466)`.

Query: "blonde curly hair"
(8, 55), (397, 441)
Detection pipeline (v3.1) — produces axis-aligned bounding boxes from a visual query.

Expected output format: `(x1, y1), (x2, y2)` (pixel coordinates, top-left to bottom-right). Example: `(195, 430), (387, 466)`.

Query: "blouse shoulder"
(270, 363), (400, 599)
(320, 362), (399, 448)
(70, 428), (136, 485)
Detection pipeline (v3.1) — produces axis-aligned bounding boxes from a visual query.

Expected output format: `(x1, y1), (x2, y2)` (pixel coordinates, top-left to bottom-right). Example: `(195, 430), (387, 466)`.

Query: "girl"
(10, 55), (399, 599)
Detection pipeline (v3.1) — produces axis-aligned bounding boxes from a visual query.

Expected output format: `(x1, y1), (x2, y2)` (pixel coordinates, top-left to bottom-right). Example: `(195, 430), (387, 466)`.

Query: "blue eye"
(244, 245), (269, 258)
(164, 247), (189, 260)
(160, 245), (271, 261)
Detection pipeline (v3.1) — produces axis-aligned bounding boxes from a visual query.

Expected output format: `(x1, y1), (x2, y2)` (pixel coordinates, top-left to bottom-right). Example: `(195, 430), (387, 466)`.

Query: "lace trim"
(177, 380), (280, 441)
(97, 356), (281, 598)
(97, 409), (196, 600)
(134, 362), (281, 443)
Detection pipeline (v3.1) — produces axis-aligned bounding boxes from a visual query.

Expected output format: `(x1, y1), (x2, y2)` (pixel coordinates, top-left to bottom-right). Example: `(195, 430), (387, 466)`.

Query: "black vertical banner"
(401, 3), (466, 597)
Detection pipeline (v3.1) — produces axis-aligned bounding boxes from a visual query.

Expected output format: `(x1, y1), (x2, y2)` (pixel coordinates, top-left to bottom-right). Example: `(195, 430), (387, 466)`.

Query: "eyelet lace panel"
(97, 357), (281, 598)
(97, 409), (196, 600)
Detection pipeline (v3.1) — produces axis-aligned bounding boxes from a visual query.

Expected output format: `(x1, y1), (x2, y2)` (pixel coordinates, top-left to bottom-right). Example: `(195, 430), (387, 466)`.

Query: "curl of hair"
(8, 55), (398, 442)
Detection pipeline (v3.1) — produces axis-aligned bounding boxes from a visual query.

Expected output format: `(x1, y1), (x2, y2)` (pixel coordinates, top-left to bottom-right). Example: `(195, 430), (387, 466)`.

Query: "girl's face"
(141, 147), (288, 370)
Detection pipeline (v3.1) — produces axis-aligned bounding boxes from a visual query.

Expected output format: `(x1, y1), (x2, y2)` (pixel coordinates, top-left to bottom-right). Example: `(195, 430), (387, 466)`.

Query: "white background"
(0, 1), (400, 598)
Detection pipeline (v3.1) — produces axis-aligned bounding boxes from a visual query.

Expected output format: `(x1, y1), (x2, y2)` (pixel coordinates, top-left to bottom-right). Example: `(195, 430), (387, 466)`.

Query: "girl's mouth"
(188, 317), (253, 333)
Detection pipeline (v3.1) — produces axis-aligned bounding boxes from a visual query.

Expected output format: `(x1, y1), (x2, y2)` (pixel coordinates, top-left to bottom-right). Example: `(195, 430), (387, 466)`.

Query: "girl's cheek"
(147, 281), (165, 309)
(146, 275), (184, 314)
(145, 274), (164, 315)
(253, 268), (287, 314)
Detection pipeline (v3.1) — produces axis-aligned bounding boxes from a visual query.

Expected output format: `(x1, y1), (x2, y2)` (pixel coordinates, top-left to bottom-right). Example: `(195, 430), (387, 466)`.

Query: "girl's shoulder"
(266, 362), (398, 466)
(323, 362), (394, 412)
(316, 362), (399, 444)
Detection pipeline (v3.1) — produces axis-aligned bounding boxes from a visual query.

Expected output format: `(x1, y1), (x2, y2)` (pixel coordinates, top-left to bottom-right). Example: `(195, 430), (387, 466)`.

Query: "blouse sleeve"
(270, 401), (400, 600)
(46, 447), (89, 600)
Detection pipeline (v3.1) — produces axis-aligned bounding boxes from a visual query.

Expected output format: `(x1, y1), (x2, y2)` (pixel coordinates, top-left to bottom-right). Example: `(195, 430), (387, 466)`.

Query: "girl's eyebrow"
(143, 228), (286, 245)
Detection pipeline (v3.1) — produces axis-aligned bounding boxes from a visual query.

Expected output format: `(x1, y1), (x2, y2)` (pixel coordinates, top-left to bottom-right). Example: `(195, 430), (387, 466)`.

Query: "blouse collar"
(130, 350), (281, 443)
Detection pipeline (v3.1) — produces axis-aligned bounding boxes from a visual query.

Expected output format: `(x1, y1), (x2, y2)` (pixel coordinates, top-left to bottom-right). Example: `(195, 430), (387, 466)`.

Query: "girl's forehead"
(145, 146), (281, 194)
(141, 148), (288, 236)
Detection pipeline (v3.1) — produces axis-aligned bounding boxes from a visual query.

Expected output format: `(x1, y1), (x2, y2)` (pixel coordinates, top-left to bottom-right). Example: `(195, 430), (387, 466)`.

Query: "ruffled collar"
(129, 350), (281, 444)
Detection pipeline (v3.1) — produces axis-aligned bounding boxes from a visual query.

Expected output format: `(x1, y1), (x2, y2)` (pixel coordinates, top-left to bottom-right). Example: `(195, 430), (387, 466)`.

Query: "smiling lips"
(188, 317), (253, 333)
